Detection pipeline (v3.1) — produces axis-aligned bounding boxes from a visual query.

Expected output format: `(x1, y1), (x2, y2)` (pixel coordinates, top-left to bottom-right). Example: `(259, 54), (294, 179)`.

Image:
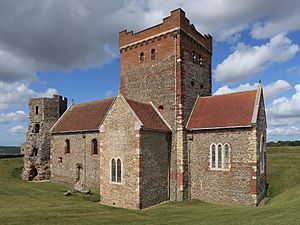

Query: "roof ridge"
(74, 97), (115, 106)
(125, 97), (150, 106)
(202, 89), (257, 99)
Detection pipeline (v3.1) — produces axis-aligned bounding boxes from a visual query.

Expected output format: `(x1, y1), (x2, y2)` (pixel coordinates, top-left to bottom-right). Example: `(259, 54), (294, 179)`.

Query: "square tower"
(119, 8), (212, 200)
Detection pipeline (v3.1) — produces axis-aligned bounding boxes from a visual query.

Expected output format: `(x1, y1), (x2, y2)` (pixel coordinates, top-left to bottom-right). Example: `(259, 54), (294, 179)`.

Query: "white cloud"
(268, 126), (300, 136)
(0, 81), (58, 111)
(251, 7), (300, 39)
(215, 80), (291, 99)
(214, 34), (299, 83)
(0, 111), (27, 124)
(268, 84), (300, 119)
(105, 90), (114, 98)
(8, 125), (26, 136)
(0, 1), (300, 82)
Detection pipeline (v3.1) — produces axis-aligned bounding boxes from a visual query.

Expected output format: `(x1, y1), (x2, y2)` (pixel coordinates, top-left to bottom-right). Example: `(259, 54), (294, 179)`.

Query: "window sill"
(210, 168), (230, 172)
(110, 181), (123, 185)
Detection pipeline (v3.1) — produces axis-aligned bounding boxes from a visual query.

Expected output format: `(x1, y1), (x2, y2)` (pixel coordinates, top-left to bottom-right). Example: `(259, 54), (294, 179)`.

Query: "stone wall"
(188, 128), (259, 206)
(50, 132), (100, 188)
(22, 95), (67, 181)
(139, 130), (170, 208)
(255, 93), (267, 204)
(99, 96), (140, 209)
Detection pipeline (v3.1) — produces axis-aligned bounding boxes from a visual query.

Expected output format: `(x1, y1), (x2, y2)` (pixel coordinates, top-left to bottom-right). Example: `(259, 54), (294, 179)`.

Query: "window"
(199, 54), (204, 65)
(223, 144), (230, 169)
(151, 49), (156, 60)
(139, 52), (144, 62)
(192, 51), (196, 61)
(65, 139), (70, 154)
(210, 143), (231, 170)
(191, 81), (195, 87)
(211, 144), (216, 168)
(58, 157), (63, 163)
(111, 158), (122, 183)
(91, 139), (98, 155)
(217, 144), (222, 168)
(34, 124), (40, 133)
(35, 106), (39, 114)
(260, 135), (265, 174)
(32, 147), (38, 157)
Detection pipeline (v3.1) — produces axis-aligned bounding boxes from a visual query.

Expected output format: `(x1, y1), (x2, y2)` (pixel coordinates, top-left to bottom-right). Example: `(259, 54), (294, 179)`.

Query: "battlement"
(119, 8), (212, 51)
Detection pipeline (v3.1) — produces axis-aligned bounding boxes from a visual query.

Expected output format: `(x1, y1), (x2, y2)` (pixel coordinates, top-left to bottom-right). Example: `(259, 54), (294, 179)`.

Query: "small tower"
(22, 95), (67, 181)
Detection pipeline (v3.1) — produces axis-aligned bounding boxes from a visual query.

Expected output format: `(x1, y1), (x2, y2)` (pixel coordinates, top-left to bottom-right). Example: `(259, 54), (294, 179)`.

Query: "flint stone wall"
(50, 132), (100, 188)
(188, 128), (259, 206)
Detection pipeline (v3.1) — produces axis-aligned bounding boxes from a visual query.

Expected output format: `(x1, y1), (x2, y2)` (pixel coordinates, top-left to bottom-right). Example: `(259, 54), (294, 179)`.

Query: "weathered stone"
(22, 95), (67, 181)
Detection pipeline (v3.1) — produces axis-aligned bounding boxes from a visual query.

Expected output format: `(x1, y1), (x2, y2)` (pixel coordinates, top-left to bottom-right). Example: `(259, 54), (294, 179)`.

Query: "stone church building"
(22, 8), (267, 209)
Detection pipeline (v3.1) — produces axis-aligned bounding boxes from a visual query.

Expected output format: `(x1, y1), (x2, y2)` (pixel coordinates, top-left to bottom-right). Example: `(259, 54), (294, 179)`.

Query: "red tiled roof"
(51, 98), (114, 133)
(126, 98), (170, 132)
(187, 90), (257, 130)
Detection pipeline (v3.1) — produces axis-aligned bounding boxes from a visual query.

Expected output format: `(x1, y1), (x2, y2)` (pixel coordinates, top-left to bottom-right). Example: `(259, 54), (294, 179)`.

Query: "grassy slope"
(0, 147), (299, 225)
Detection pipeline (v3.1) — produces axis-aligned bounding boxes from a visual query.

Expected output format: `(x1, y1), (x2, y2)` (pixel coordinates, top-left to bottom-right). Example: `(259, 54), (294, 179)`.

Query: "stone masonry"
(22, 95), (67, 181)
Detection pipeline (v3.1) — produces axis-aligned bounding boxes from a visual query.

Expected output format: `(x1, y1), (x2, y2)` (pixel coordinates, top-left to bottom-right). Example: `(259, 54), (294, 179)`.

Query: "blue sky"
(0, 0), (300, 146)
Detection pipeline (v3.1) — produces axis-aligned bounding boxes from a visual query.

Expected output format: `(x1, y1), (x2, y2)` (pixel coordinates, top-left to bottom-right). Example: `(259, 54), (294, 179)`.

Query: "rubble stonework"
(22, 95), (67, 181)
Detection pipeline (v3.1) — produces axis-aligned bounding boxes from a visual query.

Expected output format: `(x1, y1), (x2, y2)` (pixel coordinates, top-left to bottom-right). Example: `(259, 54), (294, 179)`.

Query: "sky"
(0, 0), (300, 146)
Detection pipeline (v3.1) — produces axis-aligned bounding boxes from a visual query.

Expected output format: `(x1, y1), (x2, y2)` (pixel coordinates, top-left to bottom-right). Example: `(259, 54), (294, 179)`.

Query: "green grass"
(0, 147), (300, 225)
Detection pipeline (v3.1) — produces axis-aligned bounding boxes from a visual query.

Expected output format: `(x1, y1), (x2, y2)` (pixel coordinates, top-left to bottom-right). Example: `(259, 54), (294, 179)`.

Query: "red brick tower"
(119, 8), (212, 201)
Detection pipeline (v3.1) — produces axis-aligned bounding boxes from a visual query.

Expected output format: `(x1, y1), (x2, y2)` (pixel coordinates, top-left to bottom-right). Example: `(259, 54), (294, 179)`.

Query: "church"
(21, 8), (267, 210)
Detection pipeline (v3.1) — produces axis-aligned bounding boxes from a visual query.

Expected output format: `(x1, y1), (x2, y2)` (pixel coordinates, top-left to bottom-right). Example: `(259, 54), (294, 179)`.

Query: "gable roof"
(125, 98), (171, 132)
(51, 98), (114, 134)
(187, 90), (258, 130)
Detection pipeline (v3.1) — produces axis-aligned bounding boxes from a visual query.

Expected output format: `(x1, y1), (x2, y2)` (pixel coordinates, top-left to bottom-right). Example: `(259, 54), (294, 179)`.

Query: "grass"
(0, 147), (300, 225)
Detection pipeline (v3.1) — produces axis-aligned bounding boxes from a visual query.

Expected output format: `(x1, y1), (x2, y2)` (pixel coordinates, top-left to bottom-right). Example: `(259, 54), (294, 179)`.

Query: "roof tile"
(187, 90), (257, 130)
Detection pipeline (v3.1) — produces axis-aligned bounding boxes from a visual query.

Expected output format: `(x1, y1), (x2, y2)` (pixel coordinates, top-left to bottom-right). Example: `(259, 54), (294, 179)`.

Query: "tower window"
(34, 124), (40, 133)
(32, 147), (38, 157)
(151, 49), (156, 60)
(91, 138), (98, 155)
(65, 139), (70, 154)
(191, 81), (195, 87)
(200, 84), (204, 90)
(192, 51), (196, 61)
(139, 52), (145, 62)
(35, 106), (39, 114)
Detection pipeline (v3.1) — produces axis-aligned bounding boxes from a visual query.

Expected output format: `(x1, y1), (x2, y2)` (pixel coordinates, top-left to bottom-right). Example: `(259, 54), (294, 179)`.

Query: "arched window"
(211, 144), (216, 168)
(223, 144), (230, 169)
(32, 147), (38, 157)
(65, 139), (70, 154)
(91, 139), (98, 155)
(35, 106), (39, 114)
(58, 157), (63, 163)
(34, 124), (40, 133)
(151, 49), (156, 60)
(217, 144), (222, 168)
(192, 51), (196, 61)
(111, 159), (116, 182)
(117, 159), (122, 183)
(158, 105), (164, 112)
(111, 158), (122, 183)
(139, 52), (145, 62)
(260, 135), (265, 174)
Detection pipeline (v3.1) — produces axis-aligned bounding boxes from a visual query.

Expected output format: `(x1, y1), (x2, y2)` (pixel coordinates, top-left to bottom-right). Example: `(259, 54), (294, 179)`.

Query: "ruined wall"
(22, 95), (67, 181)
(50, 132), (100, 188)
(99, 96), (140, 209)
(188, 128), (259, 206)
(139, 130), (170, 208)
